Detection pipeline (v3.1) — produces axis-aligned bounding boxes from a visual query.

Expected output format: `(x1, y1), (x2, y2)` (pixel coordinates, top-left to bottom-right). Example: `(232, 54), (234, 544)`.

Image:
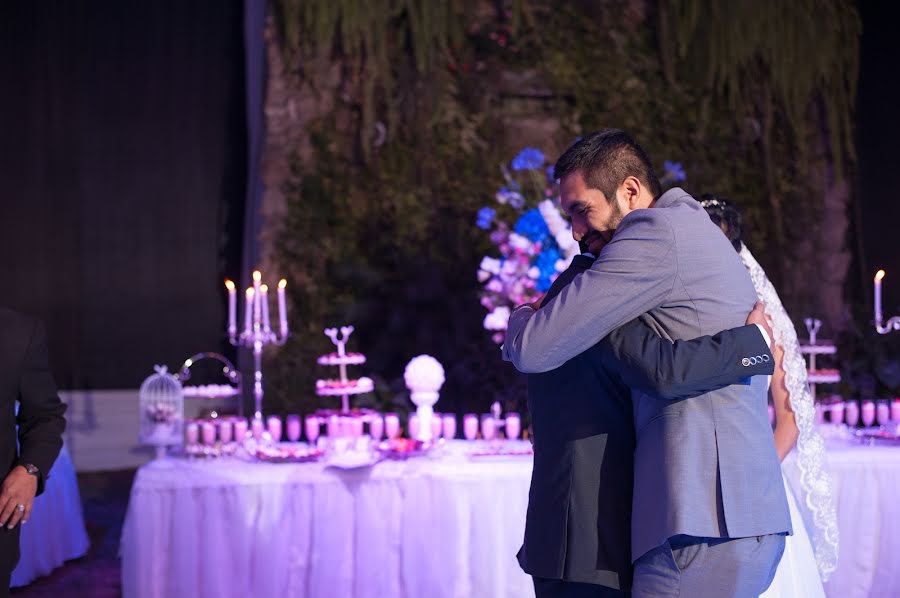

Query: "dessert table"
(11, 445), (90, 587)
(783, 433), (900, 598)
(120, 441), (535, 598)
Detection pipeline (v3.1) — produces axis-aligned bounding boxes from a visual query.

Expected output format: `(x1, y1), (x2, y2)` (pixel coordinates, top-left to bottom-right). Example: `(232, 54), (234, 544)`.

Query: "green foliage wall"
(263, 0), (876, 418)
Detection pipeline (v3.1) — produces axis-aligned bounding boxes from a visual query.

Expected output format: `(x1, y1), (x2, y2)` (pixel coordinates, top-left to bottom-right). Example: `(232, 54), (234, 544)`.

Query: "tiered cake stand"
(801, 318), (840, 399)
(315, 326), (373, 413)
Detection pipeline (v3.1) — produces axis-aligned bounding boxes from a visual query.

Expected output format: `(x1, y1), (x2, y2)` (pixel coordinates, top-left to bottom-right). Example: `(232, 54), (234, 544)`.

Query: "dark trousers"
(533, 576), (629, 598)
(0, 525), (19, 597)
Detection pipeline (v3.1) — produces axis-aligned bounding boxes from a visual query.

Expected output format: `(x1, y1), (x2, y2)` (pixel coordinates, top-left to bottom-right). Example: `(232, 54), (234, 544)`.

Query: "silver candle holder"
(225, 270), (289, 422)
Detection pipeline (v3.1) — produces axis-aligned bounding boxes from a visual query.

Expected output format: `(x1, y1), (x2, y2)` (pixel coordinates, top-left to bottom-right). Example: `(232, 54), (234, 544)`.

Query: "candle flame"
(246, 287), (254, 297)
(260, 284), (268, 293)
(252, 270), (262, 283)
(876, 269), (886, 281)
(225, 279), (235, 290)
(278, 279), (287, 289)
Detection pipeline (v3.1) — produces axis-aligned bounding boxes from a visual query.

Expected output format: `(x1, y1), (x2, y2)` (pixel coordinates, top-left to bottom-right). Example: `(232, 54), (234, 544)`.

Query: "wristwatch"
(21, 463), (39, 478)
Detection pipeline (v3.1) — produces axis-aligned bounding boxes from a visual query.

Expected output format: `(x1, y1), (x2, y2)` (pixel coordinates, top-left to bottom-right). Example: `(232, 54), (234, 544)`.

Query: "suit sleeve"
(604, 320), (774, 401)
(503, 209), (677, 373)
(16, 319), (67, 495)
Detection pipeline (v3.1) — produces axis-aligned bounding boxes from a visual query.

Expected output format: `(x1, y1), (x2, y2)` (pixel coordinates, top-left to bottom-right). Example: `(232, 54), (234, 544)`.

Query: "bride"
(700, 195), (839, 596)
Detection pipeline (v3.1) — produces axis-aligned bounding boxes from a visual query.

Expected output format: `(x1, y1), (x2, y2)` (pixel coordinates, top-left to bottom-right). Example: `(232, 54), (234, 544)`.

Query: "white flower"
(480, 256), (501, 274)
(404, 355), (446, 393)
(483, 306), (511, 331)
(508, 233), (532, 252)
(477, 269), (491, 282)
(486, 279), (503, 293)
(527, 266), (540, 279)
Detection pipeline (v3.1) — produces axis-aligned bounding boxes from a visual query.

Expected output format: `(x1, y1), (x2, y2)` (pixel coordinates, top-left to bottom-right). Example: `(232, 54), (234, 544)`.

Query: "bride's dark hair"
(699, 194), (742, 252)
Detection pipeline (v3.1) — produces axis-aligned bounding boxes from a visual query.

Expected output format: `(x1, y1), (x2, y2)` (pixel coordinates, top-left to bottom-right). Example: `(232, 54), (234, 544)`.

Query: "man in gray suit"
(504, 130), (791, 597)
(522, 252), (776, 598)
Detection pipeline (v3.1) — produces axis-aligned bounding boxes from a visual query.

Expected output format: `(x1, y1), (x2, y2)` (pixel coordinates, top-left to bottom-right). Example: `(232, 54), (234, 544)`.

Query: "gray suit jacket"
(504, 188), (791, 561)
(520, 255), (774, 590)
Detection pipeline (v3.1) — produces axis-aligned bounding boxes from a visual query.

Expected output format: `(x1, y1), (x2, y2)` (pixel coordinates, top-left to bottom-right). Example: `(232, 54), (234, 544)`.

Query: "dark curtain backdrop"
(0, 1), (247, 389)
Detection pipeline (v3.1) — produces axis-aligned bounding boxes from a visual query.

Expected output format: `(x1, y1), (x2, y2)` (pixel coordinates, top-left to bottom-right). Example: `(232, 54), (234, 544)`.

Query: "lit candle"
(277, 279), (288, 337)
(244, 288), (254, 336)
(260, 284), (271, 333)
(252, 270), (263, 331)
(225, 279), (237, 337)
(875, 270), (885, 326)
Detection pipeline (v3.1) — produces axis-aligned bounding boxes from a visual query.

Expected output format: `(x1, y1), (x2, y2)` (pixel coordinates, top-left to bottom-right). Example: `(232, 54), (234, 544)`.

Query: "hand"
(0, 466), (38, 528)
(746, 301), (774, 346)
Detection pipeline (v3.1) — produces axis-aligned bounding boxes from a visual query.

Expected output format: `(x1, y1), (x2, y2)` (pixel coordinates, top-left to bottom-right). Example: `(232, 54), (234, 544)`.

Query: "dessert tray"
(316, 326), (374, 412)
(317, 352), (366, 366)
(376, 438), (433, 460)
(176, 353), (243, 400)
(252, 442), (324, 463)
(854, 425), (900, 446)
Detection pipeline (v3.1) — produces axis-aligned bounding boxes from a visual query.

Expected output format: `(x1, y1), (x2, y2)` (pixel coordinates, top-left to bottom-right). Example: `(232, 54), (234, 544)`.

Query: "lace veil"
(738, 243), (839, 580)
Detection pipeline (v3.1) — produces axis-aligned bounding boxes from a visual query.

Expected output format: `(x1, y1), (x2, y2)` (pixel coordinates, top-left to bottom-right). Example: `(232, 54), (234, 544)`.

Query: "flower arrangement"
(476, 148), (579, 343)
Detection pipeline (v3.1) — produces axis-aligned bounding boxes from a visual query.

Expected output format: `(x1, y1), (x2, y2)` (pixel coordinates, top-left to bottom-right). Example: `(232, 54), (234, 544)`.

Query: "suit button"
(742, 358), (751, 367)
(762, 354), (771, 363)
(749, 357), (758, 365)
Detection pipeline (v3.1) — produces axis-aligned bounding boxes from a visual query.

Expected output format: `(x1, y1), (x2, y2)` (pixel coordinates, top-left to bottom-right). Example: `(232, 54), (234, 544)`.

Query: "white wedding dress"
(739, 244), (838, 597)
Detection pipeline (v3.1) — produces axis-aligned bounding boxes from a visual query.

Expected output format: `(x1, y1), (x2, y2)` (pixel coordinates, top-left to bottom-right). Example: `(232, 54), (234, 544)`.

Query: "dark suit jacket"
(517, 255), (772, 590)
(0, 308), (67, 494)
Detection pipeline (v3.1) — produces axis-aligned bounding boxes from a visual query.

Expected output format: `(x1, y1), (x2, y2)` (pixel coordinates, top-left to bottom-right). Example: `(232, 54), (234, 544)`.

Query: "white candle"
(267, 415), (282, 442)
(201, 422), (216, 445)
(277, 279), (288, 337)
(244, 288), (254, 336)
(442, 414), (457, 440)
(844, 401), (859, 427)
(463, 414), (478, 440)
(234, 418), (248, 442)
(218, 420), (233, 444)
(260, 284), (271, 333)
(875, 270), (885, 325)
(385, 413), (400, 439)
(369, 415), (384, 440)
(252, 270), (262, 331)
(225, 280), (237, 336)
(286, 415), (301, 442)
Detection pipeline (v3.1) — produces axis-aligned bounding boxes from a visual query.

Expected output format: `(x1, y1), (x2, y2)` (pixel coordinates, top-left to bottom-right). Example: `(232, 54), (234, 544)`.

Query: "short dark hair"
(699, 193), (743, 252)
(553, 129), (662, 201)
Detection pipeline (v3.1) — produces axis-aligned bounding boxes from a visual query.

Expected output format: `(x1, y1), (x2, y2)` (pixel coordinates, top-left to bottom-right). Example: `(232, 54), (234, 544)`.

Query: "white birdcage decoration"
(139, 365), (184, 458)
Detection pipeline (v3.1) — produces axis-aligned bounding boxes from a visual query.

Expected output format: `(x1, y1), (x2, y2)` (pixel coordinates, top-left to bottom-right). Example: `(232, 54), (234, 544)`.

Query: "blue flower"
(545, 164), (556, 182)
(511, 148), (545, 171)
(513, 208), (550, 243)
(662, 160), (686, 183)
(476, 207), (496, 230)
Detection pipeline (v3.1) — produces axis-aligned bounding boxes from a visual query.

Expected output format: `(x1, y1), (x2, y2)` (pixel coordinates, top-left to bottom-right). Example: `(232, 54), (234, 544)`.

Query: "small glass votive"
(218, 420), (234, 444)
(861, 400), (876, 427)
(369, 415), (384, 441)
(481, 414), (496, 441)
(442, 414), (457, 440)
(505, 413), (521, 440)
(286, 415), (301, 442)
(876, 400), (890, 426)
(408, 414), (420, 439)
(463, 413), (478, 440)
(830, 402), (844, 425)
(233, 418), (248, 443)
(305, 415), (320, 443)
(251, 417), (265, 440)
(430, 413), (442, 439)
(891, 399), (900, 422)
(267, 416), (283, 442)
(201, 421), (216, 445)
(385, 413), (400, 439)
(844, 400), (859, 427)
(185, 422), (199, 445)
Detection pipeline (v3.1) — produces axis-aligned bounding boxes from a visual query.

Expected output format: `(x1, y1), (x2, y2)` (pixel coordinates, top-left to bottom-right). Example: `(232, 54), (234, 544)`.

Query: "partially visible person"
(701, 194), (839, 595)
(0, 308), (67, 595)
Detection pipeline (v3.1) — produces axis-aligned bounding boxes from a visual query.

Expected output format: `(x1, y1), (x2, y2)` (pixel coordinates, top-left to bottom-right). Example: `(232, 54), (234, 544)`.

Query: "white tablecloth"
(783, 438), (900, 598)
(120, 442), (535, 598)
(11, 445), (90, 587)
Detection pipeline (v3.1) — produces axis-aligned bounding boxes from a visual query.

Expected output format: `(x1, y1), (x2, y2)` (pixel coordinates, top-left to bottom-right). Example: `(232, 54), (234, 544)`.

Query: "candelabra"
(874, 270), (900, 334)
(225, 270), (289, 422)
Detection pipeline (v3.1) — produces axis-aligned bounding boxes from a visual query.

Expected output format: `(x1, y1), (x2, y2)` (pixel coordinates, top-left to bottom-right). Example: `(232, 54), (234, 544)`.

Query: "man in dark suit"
(519, 254), (774, 597)
(0, 308), (67, 593)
